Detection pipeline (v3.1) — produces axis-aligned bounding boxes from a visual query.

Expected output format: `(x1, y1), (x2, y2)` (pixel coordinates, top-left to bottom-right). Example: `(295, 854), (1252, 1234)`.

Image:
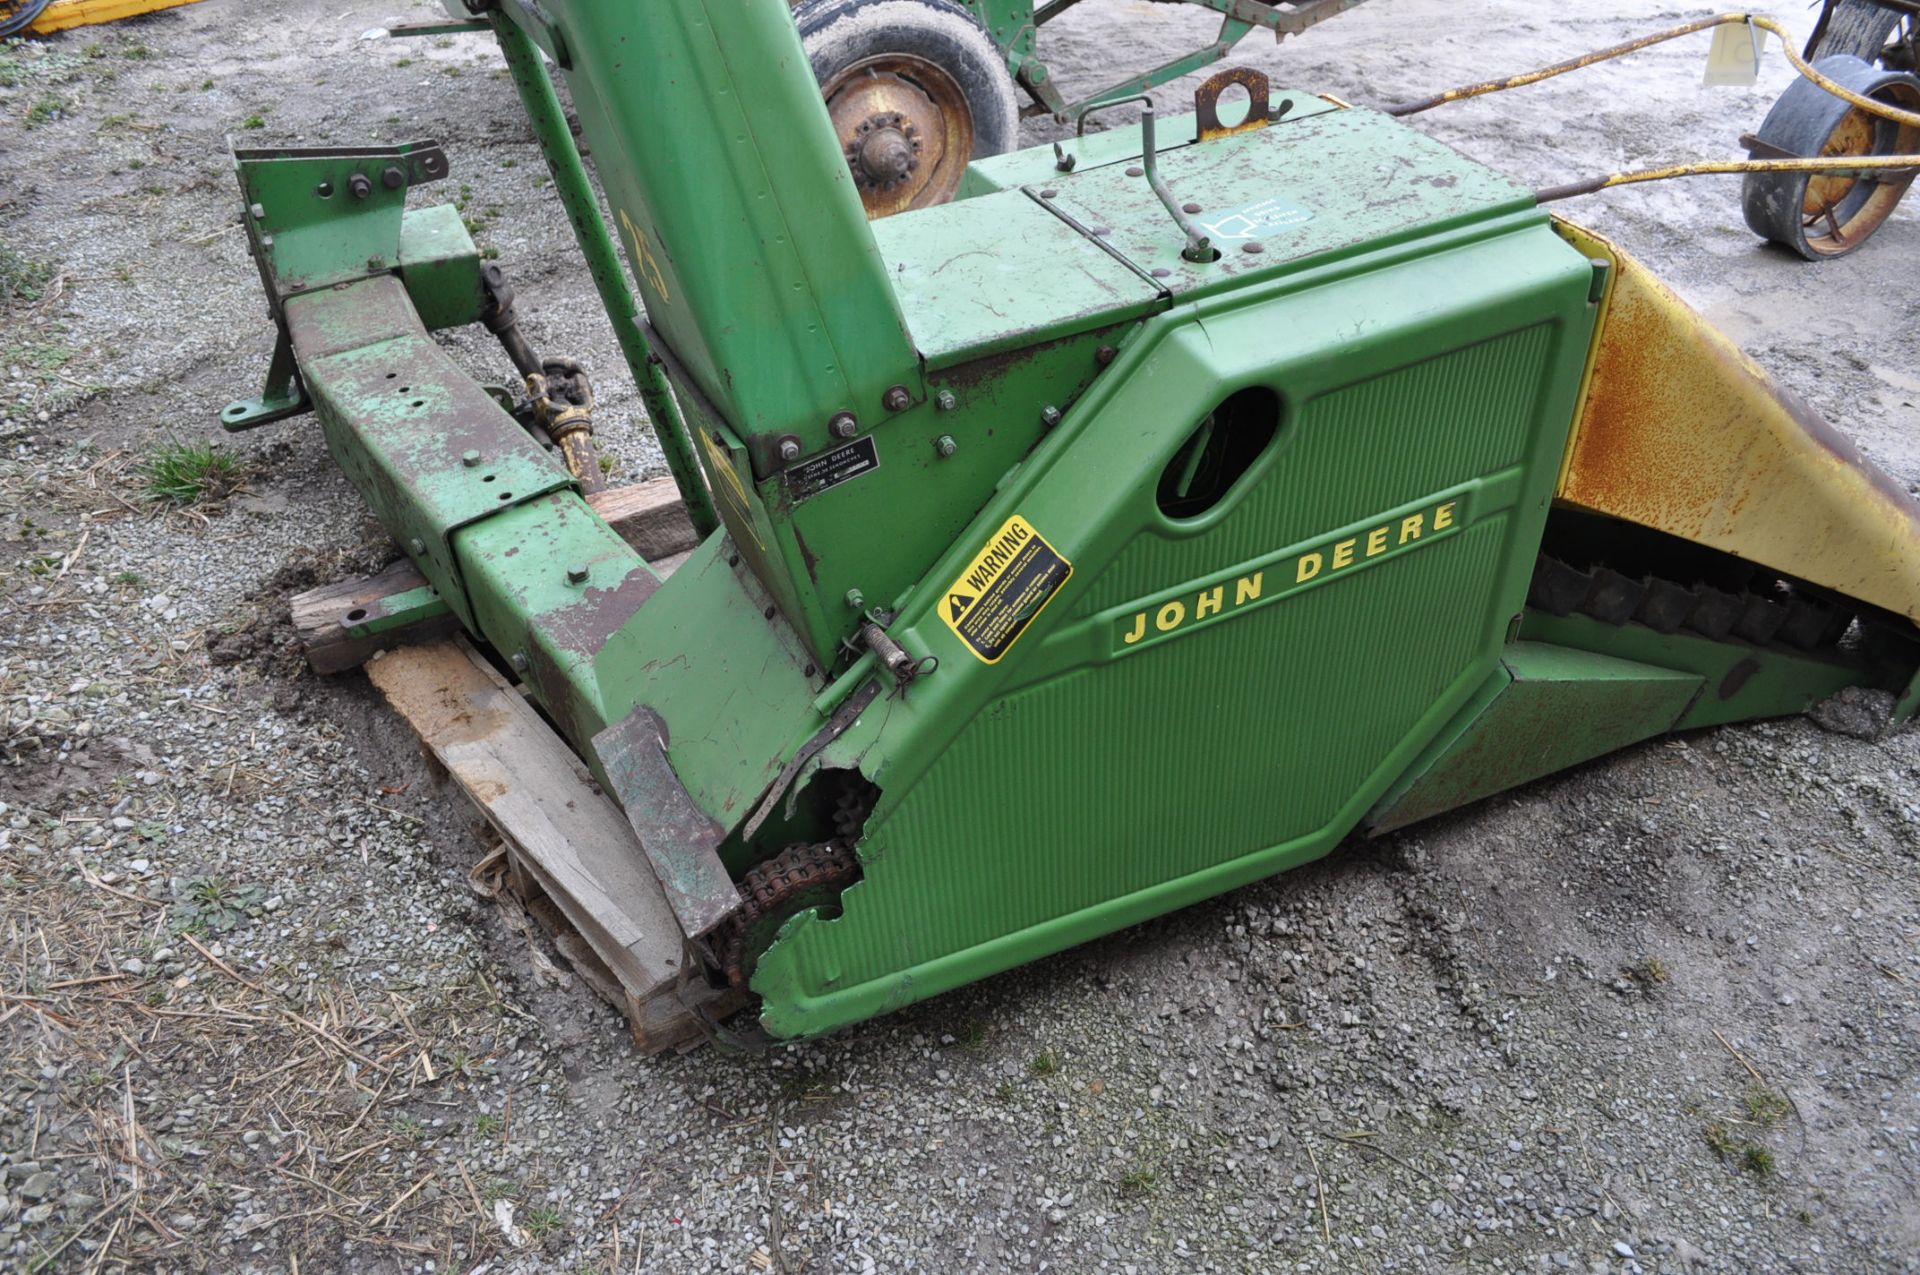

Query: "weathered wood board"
(365, 639), (737, 1053)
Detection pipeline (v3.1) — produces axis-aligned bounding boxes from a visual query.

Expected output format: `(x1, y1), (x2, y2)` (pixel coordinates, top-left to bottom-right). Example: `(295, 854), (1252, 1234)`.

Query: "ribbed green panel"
(1072, 324), (1553, 617)
(785, 520), (1504, 991)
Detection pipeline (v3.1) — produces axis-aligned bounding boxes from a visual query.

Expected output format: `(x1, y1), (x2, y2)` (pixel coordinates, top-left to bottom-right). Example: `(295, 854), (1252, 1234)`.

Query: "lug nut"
(347, 172), (373, 200)
(829, 412), (858, 439)
(935, 434), (957, 458)
(883, 385), (912, 413)
(566, 563), (589, 585)
(777, 438), (802, 462)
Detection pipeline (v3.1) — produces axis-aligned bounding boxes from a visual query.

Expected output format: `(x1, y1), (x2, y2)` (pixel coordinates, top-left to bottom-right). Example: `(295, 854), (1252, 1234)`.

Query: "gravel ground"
(2, 2), (1918, 1272)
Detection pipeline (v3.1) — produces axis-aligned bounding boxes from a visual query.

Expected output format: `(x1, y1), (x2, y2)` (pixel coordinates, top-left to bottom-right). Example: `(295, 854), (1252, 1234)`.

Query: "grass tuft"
(522, 1203), (564, 1239)
(1743, 1085), (1791, 1128)
(0, 243), (55, 308)
(141, 443), (242, 505)
(1027, 1049), (1059, 1078)
(1705, 1121), (1777, 1177)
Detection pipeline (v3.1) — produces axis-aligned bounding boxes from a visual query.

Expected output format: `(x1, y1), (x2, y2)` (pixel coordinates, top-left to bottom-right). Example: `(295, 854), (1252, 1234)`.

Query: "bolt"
(347, 172), (373, 200)
(1041, 405), (1062, 428)
(936, 389), (957, 412)
(1096, 345), (1117, 366)
(1125, 165), (1144, 178)
(829, 412), (858, 439)
(249, 202), (265, 220)
(935, 434), (957, 458)
(1151, 267), (1172, 279)
(462, 449), (481, 467)
(1242, 240), (1264, 255)
(883, 385), (912, 413)
(777, 438), (801, 463)
(408, 537), (426, 555)
(316, 180), (334, 198)
(1182, 201), (1202, 214)
(381, 165), (405, 190)
(510, 651), (529, 672)
(845, 588), (866, 610)
(1040, 188), (1058, 199)
(566, 563), (589, 585)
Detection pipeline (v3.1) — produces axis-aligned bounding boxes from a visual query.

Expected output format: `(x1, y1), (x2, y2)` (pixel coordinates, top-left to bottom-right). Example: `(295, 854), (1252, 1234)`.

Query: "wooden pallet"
(295, 479), (742, 1052)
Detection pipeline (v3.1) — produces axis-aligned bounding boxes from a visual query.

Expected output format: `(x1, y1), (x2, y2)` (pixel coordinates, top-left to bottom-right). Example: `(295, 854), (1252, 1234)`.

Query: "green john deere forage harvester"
(224, 0), (1920, 1042)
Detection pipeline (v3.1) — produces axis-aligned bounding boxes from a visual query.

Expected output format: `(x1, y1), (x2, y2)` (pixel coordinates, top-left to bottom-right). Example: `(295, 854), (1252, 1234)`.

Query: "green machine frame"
(224, 0), (1920, 1040)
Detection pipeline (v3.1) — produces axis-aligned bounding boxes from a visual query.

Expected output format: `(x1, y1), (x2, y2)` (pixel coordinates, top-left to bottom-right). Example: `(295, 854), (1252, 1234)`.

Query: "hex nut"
(883, 385), (912, 413)
(347, 172), (373, 200)
(566, 563), (589, 585)
(935, 434), (958, 458)
(777, 438), (802, 462)
(829, 412), (858, 439)
(936, 389), (957, 411)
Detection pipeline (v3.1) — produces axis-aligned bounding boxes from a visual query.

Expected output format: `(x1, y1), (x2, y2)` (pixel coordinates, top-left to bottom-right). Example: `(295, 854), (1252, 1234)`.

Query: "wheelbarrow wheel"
(1811, 0), (1915, 71)
(797, 0), (1021, 218)
(1742, 54), (1920, 259)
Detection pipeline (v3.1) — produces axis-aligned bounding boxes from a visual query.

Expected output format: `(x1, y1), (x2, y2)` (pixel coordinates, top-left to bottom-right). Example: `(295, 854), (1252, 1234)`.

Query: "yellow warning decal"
(940, 515), (1072, 664)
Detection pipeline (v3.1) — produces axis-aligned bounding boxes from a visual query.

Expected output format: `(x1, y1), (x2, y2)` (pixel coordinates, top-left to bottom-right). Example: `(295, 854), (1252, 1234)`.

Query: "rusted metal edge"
(592, 707), (741, 940)
(741, 679), (884, 842)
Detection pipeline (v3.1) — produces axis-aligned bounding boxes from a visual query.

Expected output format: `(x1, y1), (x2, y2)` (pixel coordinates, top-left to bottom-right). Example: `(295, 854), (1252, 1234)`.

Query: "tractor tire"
(1811, 0), (1913, 70)
(796, 0), (1021, 218)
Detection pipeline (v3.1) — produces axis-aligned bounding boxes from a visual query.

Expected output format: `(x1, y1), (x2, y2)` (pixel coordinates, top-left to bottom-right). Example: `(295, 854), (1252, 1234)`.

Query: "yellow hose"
(1390, 12), (1920, 200)
(1396, 13), (1920, 128)
(1536, 153), (1920, 203)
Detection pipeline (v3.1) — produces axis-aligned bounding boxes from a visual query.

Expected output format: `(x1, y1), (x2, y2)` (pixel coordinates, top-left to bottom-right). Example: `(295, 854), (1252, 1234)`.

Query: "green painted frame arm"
(487, 11), (719, 539)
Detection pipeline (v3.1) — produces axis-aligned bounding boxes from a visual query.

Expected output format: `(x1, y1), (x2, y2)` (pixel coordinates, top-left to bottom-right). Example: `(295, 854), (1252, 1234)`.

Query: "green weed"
(1744, 1085), (1791, 1128)
(168, 874), (262, 934)
(1027, 1049), (1059, 1078)
(0, 244), (55, 308)
(140, 443), (241, 505)
(522, 1203), (564, 1239)
(25, 97), (66, 128)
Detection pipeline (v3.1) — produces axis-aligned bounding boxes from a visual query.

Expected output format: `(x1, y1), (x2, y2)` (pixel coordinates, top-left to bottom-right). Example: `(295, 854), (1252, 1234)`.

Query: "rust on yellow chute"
(1552, 218), (1920, 625)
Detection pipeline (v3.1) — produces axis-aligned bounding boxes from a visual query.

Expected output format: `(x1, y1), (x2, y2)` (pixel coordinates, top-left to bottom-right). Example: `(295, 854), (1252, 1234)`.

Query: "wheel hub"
(822, 53), (971, 218)
(849, 111), (923, 190)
